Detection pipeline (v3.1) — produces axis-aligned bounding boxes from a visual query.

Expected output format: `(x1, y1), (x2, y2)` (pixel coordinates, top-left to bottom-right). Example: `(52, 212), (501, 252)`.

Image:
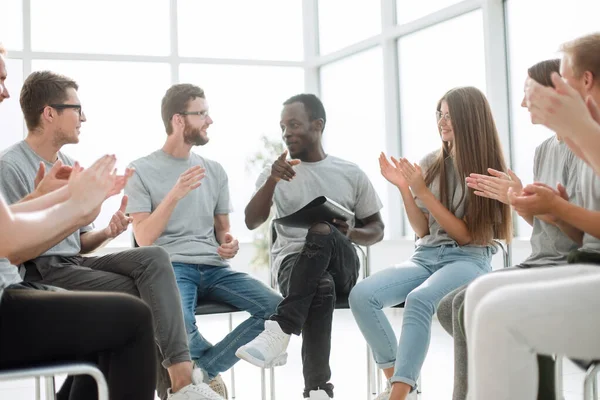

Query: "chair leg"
(555, 355), (563, 398)
(261, 368), (266, 400)
(584, 364), (600, 400)
(269, 367), (276, 400)
(44, 376), (55, 400)
(367, 345), (373, 398)
(35, 376), (41, 400)
(228, 313), (236, 400)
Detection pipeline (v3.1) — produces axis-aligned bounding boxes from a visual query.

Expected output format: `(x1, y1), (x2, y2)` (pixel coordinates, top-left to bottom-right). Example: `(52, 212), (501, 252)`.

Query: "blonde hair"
(560, 32), (600, 85)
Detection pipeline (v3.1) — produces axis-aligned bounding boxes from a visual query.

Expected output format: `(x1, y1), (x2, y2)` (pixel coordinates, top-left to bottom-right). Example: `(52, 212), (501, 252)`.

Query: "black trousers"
(274, 223), (359, 397)
(0, 283), (156, 400)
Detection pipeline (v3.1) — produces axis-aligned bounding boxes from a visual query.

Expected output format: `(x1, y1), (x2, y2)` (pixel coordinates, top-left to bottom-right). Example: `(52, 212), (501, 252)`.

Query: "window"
(0, 58), (24, 150)
(179, 64), (304, 242)
(31, 59), (171, 246)
(505, 0), (600, 237)
(178, 0), (303, 61)
(30, 0), (170, 55)
(320, 47), (389, 235)
(396, 0), (464, 25)
(397, 10), (485, 236)
(318, 0), (381, 55)
(0, 0), (23, 51)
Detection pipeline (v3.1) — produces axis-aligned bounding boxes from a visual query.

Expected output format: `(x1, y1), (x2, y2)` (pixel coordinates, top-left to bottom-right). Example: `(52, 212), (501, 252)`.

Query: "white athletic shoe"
(167, 383), (224, 400)
(306, 389), (332, 399)
(235, 320), (290, 368)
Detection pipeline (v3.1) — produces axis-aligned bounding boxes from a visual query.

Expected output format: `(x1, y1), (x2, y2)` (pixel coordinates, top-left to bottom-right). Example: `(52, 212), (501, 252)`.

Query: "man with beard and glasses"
(125, 83), (282, 398)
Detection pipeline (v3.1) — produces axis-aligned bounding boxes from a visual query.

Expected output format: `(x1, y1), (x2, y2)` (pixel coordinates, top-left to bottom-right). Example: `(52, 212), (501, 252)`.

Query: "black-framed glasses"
(50, 104), (83, 117)
(179, 110), (209, 119)
(436, 111), (451, 122)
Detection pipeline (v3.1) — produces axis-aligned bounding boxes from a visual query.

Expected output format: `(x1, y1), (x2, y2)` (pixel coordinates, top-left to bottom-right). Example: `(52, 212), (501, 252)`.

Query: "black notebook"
(273, 196), (354, 229)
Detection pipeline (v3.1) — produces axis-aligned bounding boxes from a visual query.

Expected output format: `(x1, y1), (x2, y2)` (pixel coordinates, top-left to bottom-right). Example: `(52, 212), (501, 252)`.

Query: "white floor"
(0, 309), (590, 400)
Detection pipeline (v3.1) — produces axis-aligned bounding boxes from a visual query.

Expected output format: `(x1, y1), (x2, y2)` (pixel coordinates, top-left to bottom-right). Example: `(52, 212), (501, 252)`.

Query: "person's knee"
(437, 293), (454, 334)
(118, 294), (153, 328)
(349, 279), (371, 309)
(140, 246), (174, 273)
(308, 222), (332, 236)
(405, 289), (436, 316)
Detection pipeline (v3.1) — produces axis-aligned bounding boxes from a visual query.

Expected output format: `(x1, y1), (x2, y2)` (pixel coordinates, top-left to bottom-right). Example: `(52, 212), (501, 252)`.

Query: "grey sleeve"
(0, 161), (33, 205)
(124, 169), (152, 214)
(565, 153), (582, 205)
(215, 165), (233, 215)
(354, 169), (383, 220)
(532, 145), (541, 181)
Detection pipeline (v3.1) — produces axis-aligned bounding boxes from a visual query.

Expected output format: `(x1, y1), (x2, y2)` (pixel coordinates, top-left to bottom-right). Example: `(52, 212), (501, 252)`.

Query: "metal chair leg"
(228, 313), (236, 400)
(261, 368), (266, 400)
(554, 355), (563, 398)
(35, 376), (41, 400)
(44, 376), (55, 399)
(376, 368), (383, 393)
(367, 345), (374, 397)
(270, 367), (276, 400)
(584, 363), (600, 400)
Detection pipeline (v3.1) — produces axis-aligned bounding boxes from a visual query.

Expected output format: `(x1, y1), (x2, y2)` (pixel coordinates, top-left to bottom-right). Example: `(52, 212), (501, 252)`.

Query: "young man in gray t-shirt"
(125, 83), (282, 399)
(236, 94), (384, 400)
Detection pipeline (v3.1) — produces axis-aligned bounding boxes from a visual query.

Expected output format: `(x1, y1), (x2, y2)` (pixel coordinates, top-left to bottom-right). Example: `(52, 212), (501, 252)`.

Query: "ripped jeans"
(274, 222), (359, 396)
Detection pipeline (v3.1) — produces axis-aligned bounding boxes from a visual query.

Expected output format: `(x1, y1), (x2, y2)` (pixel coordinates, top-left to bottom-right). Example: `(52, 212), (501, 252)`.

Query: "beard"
(183, 122), (208, 146)
(53, 127), (79, 146)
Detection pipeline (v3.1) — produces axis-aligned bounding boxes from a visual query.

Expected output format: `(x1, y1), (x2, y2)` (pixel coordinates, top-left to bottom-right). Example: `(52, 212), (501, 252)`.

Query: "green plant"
(245, 135), (285, 270)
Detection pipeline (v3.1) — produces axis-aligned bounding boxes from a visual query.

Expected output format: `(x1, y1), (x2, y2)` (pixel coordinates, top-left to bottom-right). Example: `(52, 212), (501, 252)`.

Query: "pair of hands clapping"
(379, 152), (428, 197)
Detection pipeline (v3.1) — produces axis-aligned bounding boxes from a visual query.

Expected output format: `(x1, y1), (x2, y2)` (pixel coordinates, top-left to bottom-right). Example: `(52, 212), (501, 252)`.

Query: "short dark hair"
(0, 42), (6, 56)
(20, 71), (79, 130)
(283, 93), (326, 132)
(161, 84), (205, 134)
(527, 59), (561, 87)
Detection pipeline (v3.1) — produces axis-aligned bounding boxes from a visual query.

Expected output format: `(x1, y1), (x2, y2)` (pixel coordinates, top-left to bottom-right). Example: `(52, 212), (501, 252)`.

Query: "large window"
(318, 0), (381, 55)
(320, 47), (389, 235)
(180, 64), (304, 243)
(30, 0), (170, 55)
(506, 0), (600, 237)
(397, 10), (486, 236)
(178, 0), (303, 60)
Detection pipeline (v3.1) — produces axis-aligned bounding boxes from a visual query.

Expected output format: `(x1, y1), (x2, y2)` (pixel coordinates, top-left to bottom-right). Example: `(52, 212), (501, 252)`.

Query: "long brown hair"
(424, 86), (512, 244)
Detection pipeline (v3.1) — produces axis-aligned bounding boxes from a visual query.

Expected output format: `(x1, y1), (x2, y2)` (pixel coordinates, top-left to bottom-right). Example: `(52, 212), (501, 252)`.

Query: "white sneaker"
(374, 386), (391, 400)
(306, 389), (332, 399)
(235, 320), (290, 368)
(190, 364), (228, 399)
(407, 389), (418, 400)
(167, 383), (224, 400)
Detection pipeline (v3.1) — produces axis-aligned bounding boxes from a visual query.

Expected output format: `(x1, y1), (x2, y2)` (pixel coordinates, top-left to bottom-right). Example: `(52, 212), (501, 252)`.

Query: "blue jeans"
(172, 263), (282, 379)
(349, 244), (493, 389)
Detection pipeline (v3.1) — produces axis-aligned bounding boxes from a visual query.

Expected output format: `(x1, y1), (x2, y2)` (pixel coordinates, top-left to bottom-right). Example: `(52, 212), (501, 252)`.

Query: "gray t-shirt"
(0, 258), (22, 302)
(0, 141), (93, 257)
(521, 136), (580, 267)
(578, 160), (600, 253)
(256, 155), (383, 274)
(125, 150), (232, 266)
(415, 150), (487, 247)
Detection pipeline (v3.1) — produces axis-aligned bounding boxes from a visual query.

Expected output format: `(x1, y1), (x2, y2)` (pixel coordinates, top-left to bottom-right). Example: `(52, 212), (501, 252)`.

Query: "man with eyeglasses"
(124, 83), (282, 399)
(0, 71), (225, 400)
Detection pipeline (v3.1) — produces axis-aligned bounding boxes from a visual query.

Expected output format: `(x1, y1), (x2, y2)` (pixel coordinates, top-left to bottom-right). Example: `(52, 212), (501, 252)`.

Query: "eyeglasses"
(50, 104), (83, 117)
(179, 110), (210, 119)
(436, 111), (451, 122)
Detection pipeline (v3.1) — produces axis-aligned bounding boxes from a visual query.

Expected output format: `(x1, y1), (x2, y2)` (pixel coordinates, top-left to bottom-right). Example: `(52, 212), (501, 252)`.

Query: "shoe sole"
(235, 347), (288, 368)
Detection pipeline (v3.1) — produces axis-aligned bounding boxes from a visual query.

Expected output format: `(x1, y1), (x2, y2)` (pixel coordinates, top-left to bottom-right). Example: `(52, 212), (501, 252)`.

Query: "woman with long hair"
(349, 86), (511, 400)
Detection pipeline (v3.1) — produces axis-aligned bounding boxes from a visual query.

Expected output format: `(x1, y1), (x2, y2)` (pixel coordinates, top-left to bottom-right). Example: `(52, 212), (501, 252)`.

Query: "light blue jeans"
(349, 244), (493, 389)
(172, 263), (282, 379)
